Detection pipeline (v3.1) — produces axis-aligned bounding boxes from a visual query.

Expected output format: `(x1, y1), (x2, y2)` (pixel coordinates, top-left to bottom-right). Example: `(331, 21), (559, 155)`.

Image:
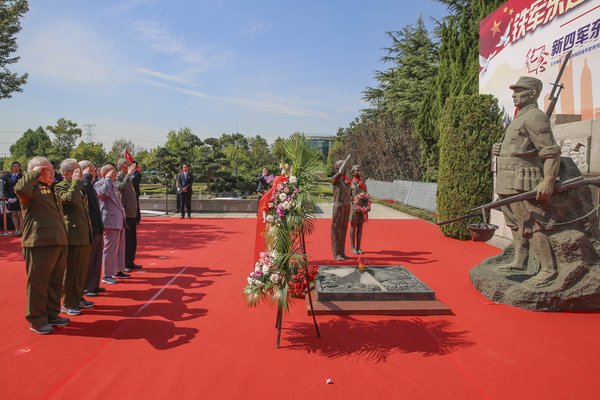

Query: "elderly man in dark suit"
(95, 164), (128, 285)
(176, 163), (194, 219)
(55, 158), (93, 316)
(80, 160), (105, 297)
(15, 156), (71, 334)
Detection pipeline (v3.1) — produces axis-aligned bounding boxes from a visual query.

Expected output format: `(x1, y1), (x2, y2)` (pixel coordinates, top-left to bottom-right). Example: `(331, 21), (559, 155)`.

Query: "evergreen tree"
(0, 0), (28, 99)
(415, 0), (505, 182)
(46, 118), (82, 160)
(70, 141), (108, 167)
(436, 94), (503, 239)
(9, 126), (51, 162)
(363, 16), (438, 126)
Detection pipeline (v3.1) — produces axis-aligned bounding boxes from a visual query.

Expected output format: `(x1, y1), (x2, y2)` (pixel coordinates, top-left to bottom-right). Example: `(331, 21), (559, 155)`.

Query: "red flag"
(124, 148), (134, 162)
(124, 148), (141, 171)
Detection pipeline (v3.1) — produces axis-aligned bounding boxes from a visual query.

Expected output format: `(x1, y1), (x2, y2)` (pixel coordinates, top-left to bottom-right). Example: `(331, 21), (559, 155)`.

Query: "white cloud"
(173, 87), (329, 118)
(132, 20), (234, 72)
(18, 19), (127, 85)
(133, 66), (192, 85)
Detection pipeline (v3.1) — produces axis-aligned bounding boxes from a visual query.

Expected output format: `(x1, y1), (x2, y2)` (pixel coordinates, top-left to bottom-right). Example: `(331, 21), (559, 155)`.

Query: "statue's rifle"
(437, 175), (600, 226)
(546, 49), (572, 118)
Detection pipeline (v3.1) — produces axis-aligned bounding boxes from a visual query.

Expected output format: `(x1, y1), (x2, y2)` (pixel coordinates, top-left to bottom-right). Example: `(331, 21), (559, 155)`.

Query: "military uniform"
(15, 171), (69, 327)
(55, 178), (93, 309)
(497, 103), (561, 237)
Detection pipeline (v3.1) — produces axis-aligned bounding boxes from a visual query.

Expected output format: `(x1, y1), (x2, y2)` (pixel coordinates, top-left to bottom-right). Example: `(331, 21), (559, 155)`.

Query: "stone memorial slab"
(316, 265), (435, 301)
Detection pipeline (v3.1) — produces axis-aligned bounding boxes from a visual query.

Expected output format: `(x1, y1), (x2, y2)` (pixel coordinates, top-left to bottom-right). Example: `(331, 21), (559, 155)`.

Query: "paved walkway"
(141, 202), (417, 220)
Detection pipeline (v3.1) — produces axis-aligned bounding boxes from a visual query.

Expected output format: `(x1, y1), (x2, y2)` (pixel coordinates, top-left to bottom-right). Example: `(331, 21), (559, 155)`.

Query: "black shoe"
(130, 263), (142, 269)
(180, 216), (184, 219)
(84, 290), (98, 297)
(102, 276), (118, 285)
(79, 299), (95, 309)
(114, 271), (131, 279)
(30, 323), (54, 334)
(95, 287), (106, 293)
(188, 215), (192, 219)
(48, 317), (70, 327)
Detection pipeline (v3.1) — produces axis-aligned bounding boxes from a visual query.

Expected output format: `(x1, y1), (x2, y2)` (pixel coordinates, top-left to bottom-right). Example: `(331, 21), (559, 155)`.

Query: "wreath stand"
(275, 229), (320, 348)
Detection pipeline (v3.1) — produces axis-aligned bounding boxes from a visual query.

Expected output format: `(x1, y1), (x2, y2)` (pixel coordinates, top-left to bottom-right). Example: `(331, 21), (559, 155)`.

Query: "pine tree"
(415, 0), (505, 182)
(0, 0), (29, 99)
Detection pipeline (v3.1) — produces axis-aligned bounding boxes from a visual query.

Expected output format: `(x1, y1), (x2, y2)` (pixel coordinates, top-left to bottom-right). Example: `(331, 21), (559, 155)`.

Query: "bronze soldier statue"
(492, 76), (562, 287)
(331, 155), (351, 260)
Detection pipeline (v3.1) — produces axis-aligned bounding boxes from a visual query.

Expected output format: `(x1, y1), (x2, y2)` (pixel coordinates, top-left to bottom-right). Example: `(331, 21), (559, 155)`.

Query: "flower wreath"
(353, 192), (371, 213)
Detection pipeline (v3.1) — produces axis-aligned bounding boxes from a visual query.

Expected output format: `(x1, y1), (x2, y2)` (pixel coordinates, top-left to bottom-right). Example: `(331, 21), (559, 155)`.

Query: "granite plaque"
(316, 265), (435, 301)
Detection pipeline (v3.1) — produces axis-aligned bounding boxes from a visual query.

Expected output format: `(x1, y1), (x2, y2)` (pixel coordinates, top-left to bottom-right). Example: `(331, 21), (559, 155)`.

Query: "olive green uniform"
(15, 171), (69, 327)
(55, 178), (93, 309)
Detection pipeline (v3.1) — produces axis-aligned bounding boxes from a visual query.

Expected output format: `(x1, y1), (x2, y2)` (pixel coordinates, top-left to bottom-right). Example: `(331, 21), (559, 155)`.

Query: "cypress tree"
(437, 94), (503, 239)
(415, 0), (505, 182)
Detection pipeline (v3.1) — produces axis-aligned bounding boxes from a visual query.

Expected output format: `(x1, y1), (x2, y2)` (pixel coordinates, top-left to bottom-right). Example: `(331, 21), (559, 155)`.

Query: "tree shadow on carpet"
(137, 220), (240, 252)
(283, 317), (472, 362)
(117, 266), (230, 289)
(83, 300), (208, 321)
(59, 318), (199, 350)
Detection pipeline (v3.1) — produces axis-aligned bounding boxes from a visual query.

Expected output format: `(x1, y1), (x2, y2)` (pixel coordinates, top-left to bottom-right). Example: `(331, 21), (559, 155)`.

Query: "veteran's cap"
(509, 76), (543, 93)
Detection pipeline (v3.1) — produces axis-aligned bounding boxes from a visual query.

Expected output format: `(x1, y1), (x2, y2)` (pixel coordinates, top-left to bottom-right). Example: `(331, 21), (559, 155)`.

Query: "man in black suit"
(176, 164), (194, 218)
(79, 160), (105, 297)
(131, 164), (142, 224)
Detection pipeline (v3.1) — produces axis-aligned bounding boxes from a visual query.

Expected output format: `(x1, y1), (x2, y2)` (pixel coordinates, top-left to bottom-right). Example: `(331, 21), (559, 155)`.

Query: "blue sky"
(0, 0), (448, 156)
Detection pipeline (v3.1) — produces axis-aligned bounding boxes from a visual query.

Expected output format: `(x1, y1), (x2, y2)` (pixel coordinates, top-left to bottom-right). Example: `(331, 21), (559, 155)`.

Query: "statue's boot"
(497, 234), (529, 272)
(525, 233), (558, 287)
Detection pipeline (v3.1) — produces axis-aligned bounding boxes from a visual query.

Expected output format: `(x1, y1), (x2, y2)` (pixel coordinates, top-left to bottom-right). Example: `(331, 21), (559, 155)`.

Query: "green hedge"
(437, 94), (503, 239)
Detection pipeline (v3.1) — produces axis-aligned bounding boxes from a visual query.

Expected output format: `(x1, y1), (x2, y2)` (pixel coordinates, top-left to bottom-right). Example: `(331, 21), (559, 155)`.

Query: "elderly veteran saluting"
(15, 156), (70, 334)
(55, 158), (94, 316)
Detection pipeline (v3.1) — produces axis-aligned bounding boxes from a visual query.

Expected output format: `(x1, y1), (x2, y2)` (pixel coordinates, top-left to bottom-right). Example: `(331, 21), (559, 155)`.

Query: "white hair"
(27, 156), (52, 172)
(79, 160), (94, 170)
(60, 158), (79, 174)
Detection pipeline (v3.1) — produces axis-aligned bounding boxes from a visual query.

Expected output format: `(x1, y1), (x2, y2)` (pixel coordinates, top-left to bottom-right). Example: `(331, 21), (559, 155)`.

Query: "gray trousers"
(85, 233), (104, 292)
(23, 246), (67, 326)
(103, 228), (125, 277)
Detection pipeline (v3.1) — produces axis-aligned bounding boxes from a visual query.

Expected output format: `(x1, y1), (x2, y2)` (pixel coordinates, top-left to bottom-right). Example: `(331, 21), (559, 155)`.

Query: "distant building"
(305, 135), (334, 159)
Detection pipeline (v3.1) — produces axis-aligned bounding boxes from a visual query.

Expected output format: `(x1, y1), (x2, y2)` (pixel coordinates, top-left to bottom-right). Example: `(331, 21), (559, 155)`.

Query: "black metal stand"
(164, 175), (170, 215)
(300, 230), (320, 338)
(275, 228), (320, 348)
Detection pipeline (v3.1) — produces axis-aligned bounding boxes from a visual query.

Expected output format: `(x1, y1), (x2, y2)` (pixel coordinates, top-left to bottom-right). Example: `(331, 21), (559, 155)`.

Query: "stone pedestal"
(308, 265), (451, 315)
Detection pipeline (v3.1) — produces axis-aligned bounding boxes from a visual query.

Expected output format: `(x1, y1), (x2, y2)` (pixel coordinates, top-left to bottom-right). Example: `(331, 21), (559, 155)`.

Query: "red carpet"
(1, 217), (599, 399)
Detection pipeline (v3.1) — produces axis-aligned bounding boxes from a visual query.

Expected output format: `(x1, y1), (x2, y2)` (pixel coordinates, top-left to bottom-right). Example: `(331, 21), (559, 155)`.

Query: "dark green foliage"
(437, 94), (503, 239)
(9, 126), (51, 162)
(363, 17), (438, 125)
(0, 0), (29, 99)
(415, 0), (505, 182)
(46, 118), (82, 160)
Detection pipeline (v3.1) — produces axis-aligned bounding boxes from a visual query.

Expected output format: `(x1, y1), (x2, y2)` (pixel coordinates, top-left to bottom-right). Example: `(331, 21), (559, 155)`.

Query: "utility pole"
(82, 123), (96, 143)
